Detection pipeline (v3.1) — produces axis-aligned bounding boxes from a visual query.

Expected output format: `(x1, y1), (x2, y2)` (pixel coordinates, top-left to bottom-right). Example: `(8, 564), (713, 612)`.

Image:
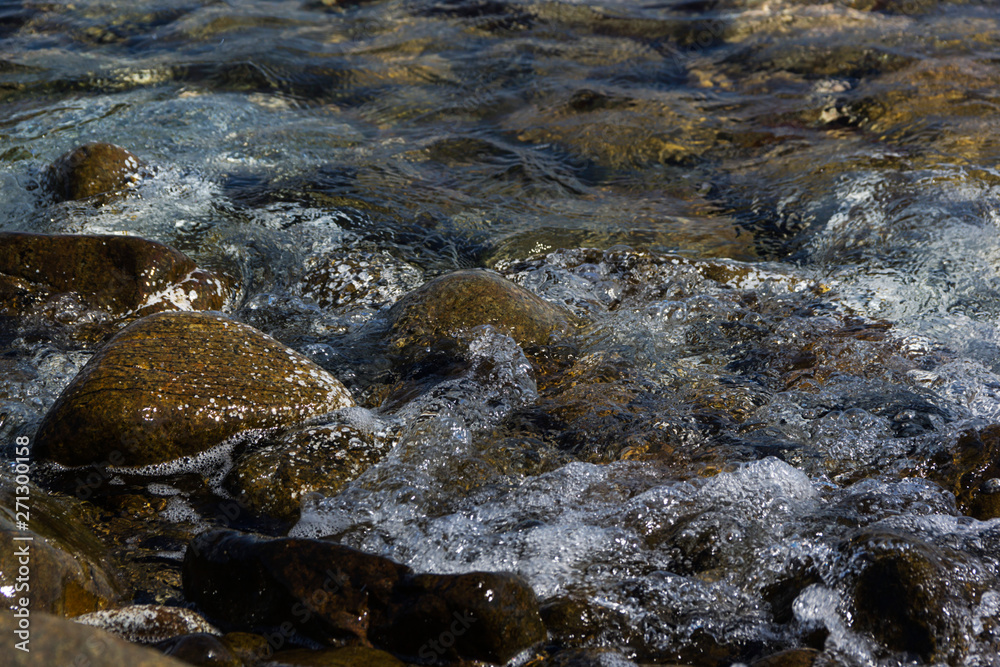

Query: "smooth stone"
(155, 633), (242, 667)
(47, 142), (147, 202)
(73, 604), (220, 644)
(1, 611), (189, 667)
(385, 269), (576, 354)
(0, 476), (122, 616)
(183, 529), (546, 663)
(35, 311), (355, 467)
(267, 646), (405, 666)
(0, 232), (227, 339)
(227, 422), (391, 522)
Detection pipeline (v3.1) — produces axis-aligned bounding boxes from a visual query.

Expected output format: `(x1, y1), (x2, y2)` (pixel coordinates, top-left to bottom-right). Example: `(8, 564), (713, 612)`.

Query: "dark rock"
(155, 633), (242, 667)
(183, 529), (546, 663)
(182, 529), (410, 645)
(222, 631), (275, 664)
(378, 570), (547, 664)
(47, 142), (147, 203)
(227, 422), (392, 522)
(847, 530), (971, 662)
(72, 604), (220, 644)
(2, 611), (188, 667)
(385, 269), (576, 356)
(0, 475), (122, 616)
(35, 311), (354, 467)
(921, 424), (1000, 519)
(751, 648), (819, 667)
(267, 646), (405, 666)
(543, 647), (637, 666)
(0, 232), (228, 342)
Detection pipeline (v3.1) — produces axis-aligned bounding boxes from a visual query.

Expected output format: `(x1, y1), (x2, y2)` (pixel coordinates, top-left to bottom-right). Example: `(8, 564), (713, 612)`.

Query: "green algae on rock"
(47, 142), (147, 203)
(34, 311), (355, 467)
(385, 269), (576, 355)
(0, 232), (228, 341)
(183, 529), (546, 664)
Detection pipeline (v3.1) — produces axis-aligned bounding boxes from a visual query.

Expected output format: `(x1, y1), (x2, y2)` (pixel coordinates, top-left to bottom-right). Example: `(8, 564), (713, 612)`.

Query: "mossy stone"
(35, 311), (354, 467)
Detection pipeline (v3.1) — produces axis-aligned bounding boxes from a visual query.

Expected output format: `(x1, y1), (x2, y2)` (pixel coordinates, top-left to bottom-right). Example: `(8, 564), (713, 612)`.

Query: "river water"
(4, 0), (1000, 665)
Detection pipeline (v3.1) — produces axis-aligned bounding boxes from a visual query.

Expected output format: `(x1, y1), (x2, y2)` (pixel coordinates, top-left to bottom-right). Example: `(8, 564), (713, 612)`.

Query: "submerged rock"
(2, 611), (189, 667)
(0, 232), (227, 343)
(47, 142), (147, 203)
(227, 421), (392, 522)
(0, 476), (122, 616)
(35, 311), (355, 467)
(385, 269), (576, 356)
(847, 530), (972, 663)
(182, 529), (546, 663)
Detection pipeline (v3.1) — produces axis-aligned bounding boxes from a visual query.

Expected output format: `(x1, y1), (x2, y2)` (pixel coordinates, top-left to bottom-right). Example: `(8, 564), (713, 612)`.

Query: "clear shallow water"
(5, 0), (1000, 665)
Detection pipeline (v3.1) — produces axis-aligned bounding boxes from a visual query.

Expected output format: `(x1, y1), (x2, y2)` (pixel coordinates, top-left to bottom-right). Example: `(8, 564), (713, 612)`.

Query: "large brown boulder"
(35, 311), (355, 467)
(385, 269), (576, 355)
(47, 142), (147, 203)
(0, 232), (227, 342)
(182, 529), (546, 664)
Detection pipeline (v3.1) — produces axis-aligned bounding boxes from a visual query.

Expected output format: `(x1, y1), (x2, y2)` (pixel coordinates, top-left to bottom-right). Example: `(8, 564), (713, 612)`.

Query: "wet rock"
(921, 424), (1000, 519)
(750, 648), (819, 667)
(35, 311), (355, 467)
(227, 421), (392, 522)
(847, 530), (971, 662)
(296, 249), (422, 312)
(543, 647), (639, 666)
(267, 646), (405, 666)
(378, 570), (547, 663)
(385, 269), (576, 356)
(183, 529), (410, 644)
(47, 142), (147, 203)
(72, 604), (220, 644)
(2, 610), (189, 667)
(222, 631), (274, 664)
(155, 633), (242, 667)
(183, 529), (546, 663)
(0, 476), (122, 616)
(0, 232), (228, 343)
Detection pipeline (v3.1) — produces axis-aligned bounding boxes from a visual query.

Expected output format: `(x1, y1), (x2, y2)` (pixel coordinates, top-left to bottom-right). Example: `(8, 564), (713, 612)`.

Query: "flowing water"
(5, 0), (1000, 665)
